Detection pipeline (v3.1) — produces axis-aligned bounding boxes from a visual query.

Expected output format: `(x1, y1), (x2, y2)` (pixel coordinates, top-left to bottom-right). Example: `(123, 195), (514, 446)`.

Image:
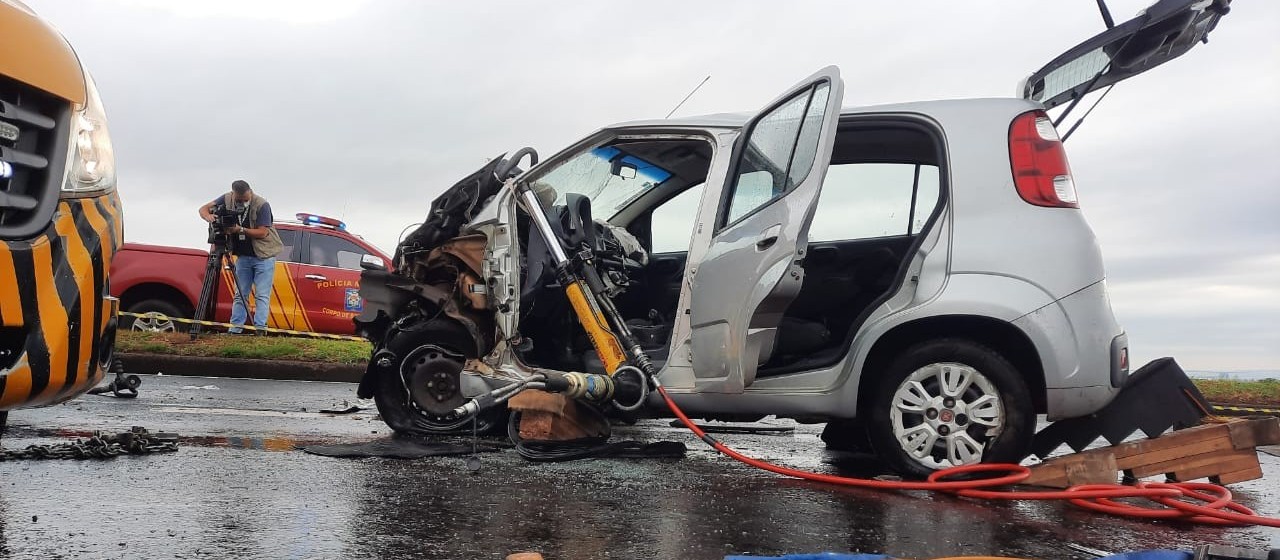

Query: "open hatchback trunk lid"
(1022, 0), (1231, 109)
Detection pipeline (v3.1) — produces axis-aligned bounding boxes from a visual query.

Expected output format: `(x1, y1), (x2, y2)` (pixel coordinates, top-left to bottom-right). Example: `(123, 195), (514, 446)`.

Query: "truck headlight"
(61, 74), (115, 195)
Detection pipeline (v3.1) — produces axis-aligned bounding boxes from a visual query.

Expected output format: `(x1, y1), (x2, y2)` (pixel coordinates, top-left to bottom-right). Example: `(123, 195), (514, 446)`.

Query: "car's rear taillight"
(1008, 110), (1078, 208)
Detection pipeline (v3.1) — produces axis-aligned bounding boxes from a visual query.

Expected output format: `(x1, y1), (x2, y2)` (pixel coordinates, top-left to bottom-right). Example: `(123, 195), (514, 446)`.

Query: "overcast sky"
(29, 0), (1279, 371)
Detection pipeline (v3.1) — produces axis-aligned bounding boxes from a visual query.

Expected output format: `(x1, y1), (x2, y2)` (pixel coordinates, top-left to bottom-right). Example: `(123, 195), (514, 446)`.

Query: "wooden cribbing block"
(1025, 417), (1280, 488)
(507, 390), (608, 441)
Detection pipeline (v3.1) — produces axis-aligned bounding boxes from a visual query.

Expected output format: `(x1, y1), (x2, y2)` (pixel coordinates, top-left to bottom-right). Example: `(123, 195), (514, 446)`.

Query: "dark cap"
(231, 180), (251, 195)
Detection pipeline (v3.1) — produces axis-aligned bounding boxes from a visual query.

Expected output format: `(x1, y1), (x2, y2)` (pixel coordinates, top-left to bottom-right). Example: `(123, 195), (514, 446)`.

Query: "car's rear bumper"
(0, 193), (122, 411)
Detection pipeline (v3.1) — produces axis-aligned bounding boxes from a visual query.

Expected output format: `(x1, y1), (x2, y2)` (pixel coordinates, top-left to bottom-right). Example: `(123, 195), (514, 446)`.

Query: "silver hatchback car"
(357, 0), (1229, 476)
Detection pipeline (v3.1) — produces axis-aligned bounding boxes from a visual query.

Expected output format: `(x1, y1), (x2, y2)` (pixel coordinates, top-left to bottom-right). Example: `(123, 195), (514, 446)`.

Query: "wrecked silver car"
(354, 0), (1231, 476)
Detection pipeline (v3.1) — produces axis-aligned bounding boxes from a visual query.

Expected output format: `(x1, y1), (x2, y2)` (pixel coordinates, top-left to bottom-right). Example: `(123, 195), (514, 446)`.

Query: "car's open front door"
(1021, 0), (1230, 110)
(688, 66), (844, 392)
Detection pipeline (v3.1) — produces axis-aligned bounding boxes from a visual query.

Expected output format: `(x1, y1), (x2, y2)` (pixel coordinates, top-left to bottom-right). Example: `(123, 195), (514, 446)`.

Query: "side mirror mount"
(360, 254), (387, 271)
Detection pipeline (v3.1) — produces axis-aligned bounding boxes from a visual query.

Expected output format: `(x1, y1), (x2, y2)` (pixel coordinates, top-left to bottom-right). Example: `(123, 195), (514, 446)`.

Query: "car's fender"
(838, 272), (1056, 408)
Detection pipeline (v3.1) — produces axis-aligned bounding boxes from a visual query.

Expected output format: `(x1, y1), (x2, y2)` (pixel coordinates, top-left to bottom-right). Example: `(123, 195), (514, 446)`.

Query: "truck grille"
(0, 74), (71, 240)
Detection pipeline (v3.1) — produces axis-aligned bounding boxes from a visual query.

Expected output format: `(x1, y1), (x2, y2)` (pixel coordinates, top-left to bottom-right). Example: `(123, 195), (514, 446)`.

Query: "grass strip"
(116, 330), (370, 365)
(1193, 378), (1280, 407)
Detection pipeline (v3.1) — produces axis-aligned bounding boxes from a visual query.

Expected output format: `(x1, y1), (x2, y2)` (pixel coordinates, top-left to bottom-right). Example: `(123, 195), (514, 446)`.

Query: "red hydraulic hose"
(656, 385), (1280, 528)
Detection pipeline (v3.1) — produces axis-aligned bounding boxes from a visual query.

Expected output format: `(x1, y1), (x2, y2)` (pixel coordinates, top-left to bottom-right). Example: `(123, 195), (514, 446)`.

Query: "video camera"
(206, 202), (247, 249)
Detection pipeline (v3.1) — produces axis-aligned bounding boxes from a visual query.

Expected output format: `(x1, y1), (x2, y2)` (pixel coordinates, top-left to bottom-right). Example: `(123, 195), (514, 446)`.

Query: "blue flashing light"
(295, 212), (346, 231)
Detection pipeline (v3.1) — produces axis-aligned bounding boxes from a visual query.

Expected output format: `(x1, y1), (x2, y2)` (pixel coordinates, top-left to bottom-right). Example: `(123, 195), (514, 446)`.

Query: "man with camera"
(197, 180), (284, 334)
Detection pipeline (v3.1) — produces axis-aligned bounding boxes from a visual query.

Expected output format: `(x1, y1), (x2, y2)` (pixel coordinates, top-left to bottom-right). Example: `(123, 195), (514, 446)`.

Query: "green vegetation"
(1193, 378), (1280, 406)
(116, 330), (371, 365)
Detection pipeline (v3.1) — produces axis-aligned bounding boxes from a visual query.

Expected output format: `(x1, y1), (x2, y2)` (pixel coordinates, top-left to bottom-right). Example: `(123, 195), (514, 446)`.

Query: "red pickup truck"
(110, 213), (392, 336)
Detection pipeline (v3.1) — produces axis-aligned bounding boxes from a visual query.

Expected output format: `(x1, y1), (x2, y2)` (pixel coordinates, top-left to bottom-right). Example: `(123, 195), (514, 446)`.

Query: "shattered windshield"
(529, 146), (673, 220)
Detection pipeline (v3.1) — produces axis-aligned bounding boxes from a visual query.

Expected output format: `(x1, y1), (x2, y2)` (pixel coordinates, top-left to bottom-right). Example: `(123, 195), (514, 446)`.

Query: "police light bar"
(296, 213), (346, 231)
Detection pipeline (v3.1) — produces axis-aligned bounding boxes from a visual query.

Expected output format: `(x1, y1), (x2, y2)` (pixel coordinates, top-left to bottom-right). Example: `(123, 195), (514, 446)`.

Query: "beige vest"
(223, 193), (284, 259)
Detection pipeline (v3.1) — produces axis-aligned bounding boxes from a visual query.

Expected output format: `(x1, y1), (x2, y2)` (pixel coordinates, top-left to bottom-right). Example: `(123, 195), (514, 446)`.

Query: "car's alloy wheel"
(130, 312), (176, 333)
(868, 338), (1034, 478)
(889, 362), (1003, 469)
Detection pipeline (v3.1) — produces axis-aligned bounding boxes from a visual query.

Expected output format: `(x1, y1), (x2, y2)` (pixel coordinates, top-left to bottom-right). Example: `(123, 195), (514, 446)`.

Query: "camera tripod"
(189, 241), (234, 341)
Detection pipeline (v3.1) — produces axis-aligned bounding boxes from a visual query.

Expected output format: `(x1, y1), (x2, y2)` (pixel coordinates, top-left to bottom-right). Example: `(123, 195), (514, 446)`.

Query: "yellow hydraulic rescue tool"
(503, 149), (653, 405)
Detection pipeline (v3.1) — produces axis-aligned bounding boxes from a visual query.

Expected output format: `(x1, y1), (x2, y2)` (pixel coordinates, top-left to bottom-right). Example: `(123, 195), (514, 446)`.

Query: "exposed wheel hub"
(889, 362), (1005, 470)
(400, 345), (466, 417)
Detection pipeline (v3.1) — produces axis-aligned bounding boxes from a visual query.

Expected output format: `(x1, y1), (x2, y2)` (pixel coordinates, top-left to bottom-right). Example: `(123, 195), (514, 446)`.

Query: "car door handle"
(305, 274), (327, 281)
(755, 225), (781, 251)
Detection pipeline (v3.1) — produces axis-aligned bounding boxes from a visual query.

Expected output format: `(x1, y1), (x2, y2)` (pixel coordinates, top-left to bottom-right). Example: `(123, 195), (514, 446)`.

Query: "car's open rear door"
(688, 66), (844, 393)
(1021, 0), (1230, 110)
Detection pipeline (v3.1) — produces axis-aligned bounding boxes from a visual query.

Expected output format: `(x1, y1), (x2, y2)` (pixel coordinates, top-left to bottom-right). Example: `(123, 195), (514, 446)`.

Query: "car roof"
(607, 97), (1039, 130)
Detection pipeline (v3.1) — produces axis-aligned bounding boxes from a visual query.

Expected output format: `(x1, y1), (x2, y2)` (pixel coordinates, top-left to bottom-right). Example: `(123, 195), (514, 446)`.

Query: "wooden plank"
(508, 390), (571, 415)
(1064, 454), (1120, 486)
(1227, 417), (1280, 449)
(1114, 435), (1234, 470)
(1131, 448), (1253, 479)
(1172, 451), (1258, 482)
(1024, 461), (1071, 488)
(509, 391), (608, 441)
(1026, 454), (1119, 488)
(1028, 419), (1277, 488)
(1215, 463), (1265, 485)
(1110, 423), (1230, 460)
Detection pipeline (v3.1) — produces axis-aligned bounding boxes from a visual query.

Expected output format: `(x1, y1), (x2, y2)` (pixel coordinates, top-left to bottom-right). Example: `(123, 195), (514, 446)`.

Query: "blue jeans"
(230, 255), (275, 332)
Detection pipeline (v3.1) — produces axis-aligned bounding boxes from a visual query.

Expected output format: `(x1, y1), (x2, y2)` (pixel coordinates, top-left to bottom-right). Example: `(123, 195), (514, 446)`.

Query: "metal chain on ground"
(0, 427), (179, 461)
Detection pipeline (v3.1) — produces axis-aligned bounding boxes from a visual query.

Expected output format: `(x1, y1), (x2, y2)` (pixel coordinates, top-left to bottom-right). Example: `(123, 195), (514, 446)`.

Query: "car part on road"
(665, 419), (796, 435)
(87, 358), (141, 398)
(0, 426), (178, 461)
(297, 435), (503, 459)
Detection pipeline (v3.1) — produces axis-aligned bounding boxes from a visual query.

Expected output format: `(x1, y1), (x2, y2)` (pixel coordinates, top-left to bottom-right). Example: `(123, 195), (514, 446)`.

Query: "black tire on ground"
(866, 338), (1035, 479)
(123, 299), (188, 333)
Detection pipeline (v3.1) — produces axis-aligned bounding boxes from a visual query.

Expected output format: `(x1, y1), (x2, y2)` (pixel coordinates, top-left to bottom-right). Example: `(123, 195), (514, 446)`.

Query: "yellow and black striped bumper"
(0, 192), (123, 411)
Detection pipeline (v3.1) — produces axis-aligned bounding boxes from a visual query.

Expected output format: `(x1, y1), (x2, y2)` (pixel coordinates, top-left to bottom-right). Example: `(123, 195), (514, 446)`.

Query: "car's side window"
(808, 163), (940, 242)
(724, 82), (831, 226)
(650, 183), (705, 254)
(276, 229), (302, 263)
(308, 234), (367, 270)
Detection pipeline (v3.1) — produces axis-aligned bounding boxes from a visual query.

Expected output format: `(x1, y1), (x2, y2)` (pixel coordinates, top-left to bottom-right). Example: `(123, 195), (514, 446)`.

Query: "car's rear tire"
(867, 338), (1034, 478)
(124, 299), (187, 333)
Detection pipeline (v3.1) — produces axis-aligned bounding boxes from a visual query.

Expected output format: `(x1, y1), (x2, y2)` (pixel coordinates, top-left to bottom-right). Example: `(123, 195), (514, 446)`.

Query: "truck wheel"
(867, 338), (1034, 478)
(124, 300), (186, 333)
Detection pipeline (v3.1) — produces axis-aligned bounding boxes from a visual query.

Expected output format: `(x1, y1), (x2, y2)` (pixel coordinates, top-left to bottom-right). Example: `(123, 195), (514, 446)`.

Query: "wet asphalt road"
(0, 375), (1276, 559)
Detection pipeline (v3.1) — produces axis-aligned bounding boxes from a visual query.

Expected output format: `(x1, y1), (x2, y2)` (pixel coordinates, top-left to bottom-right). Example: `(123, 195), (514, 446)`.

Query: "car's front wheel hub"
(400, 345), (466, 417)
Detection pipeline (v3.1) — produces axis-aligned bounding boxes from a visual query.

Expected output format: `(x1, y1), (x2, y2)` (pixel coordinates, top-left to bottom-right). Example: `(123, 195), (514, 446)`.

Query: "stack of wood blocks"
(1025, 417), (1280, 488)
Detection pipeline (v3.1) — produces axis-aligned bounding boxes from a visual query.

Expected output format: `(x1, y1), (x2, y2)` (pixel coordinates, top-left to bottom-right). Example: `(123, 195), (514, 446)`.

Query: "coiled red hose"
(657, 385), (1280, 527)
